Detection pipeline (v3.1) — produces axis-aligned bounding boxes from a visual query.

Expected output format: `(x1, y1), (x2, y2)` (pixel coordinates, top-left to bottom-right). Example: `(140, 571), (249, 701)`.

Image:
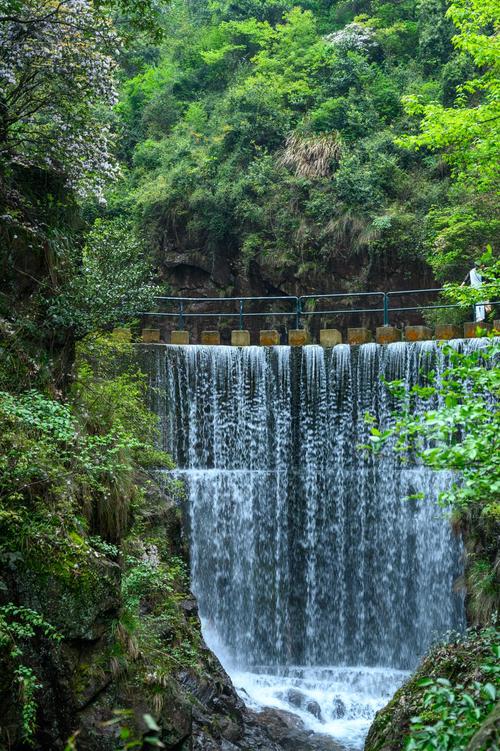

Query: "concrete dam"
(142, 339), (480, 748)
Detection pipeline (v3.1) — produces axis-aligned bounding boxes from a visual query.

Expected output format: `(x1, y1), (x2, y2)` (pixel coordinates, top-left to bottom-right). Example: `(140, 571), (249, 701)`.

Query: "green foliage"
(0, 332), (183, 744)
(399, 0), (500, 193)
(48, 218), (161, 337)
(441, 251), (500, 314)
(423, 197), (500, 281)
(99, 709), (165, 749)
(0, 604), (61, 743)
(366, 626), (500, 751)
(113, 0), (480, 289)
(405, 628), (500, 751)
(397, 0), (499, 279)
(374, 342), (500, 518)
(120, 548), (200, 672)
(0, 334), (168, 591)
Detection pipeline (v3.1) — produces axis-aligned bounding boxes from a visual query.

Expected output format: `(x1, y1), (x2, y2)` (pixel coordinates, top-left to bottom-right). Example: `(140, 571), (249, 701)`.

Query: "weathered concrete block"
(376, 326), (401, 345)
(464, 321), (491, 338)
(493, 319), (500, 334)
(404, 325), (432, 342)
(319, 329), (342, 347)
(200, 330), (221, 345)
(260, 330), (280, 346)
(112, 327), (132, 341)
(171, 330), (190, 345)
(231, 330), (250, 346)
(434, 324), (463, 341)
(288, 329), (310, 346)
(347, 327), (373, 345)
(142, 328), (160, 343)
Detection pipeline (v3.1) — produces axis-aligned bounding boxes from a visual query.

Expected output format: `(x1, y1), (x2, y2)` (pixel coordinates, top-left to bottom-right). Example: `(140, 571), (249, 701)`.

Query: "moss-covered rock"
(1, 469), (331, 751)
(364, 628), (500, 751)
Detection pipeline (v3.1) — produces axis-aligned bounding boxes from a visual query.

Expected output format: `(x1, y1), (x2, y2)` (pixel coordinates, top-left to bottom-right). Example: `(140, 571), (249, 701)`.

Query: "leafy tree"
(399, 0), (500, 193)
(396, 0), (499, 280)
(0, 0), (119, 211)
(48, 217), (161, 336)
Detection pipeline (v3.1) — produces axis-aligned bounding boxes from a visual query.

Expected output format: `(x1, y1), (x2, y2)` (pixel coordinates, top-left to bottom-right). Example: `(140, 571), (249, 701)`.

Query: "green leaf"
(417, 677), (435, 687)
(482, 683), (496, 701)
(143, 714), (160, 732)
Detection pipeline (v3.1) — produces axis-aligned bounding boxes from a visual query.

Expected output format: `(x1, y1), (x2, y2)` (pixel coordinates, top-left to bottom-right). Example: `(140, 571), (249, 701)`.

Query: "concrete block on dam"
(435, 324), (463, 341)
(142, 328), (160, 343)
(404, 325), (432, 342)
(347, 328), (373, 345)
(260, 330), (280, 346)
(171, 330), (190, 345)
(464, 321), (491, 338)
(288, 330), (310, 346)
(201, 331), (221, 345)
(231, 330), (251, 346)
(376, 326), (401, 344)
(319, 329), (342, 347)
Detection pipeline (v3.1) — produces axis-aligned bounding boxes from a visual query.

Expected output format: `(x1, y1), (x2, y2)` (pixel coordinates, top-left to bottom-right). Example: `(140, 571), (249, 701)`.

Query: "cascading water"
(146, 340), (473, 749)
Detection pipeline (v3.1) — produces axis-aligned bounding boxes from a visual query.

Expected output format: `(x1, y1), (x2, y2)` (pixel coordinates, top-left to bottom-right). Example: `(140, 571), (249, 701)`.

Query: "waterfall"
(145, 340), (473, 748)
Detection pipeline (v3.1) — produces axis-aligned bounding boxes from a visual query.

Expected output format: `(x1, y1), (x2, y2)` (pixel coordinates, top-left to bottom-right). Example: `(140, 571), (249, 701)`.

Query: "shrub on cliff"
(365, 626), (500, 751)
(0, 334), (171, 744)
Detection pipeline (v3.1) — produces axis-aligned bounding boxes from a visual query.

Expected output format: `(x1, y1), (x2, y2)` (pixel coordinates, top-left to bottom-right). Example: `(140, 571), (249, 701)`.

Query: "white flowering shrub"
(0, 0), (120, 201)
(324, 22), (376, 52)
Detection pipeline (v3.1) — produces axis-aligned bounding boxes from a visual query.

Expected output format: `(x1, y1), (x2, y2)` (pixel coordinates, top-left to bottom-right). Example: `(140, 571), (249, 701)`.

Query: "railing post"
(179, 300), (185, 330)
(239, 299), (244, 330)
(296, 297), (302, 329)
(383, 293), (389, 326)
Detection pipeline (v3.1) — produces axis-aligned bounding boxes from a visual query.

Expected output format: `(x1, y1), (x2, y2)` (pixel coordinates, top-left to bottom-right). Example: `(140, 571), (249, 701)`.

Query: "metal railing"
(140, 289), (497, 330)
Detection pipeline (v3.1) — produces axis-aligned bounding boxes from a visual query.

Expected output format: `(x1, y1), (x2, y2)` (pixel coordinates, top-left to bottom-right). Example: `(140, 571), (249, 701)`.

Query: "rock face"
(255, 708), (346, 751)
(153, 246), (436, 342)
(0, 474), (342, 751)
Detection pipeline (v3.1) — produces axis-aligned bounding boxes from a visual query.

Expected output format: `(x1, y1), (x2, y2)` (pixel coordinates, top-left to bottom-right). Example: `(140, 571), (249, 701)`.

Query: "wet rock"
(259, 707), (306, 732)
(219, 717), (243, 743)
(280, 689), (322, 721)
(221, 741), (241, 751)
(307, 733), (348, 751)
(331, 698), (346, 718)
(179, 596), (198, 618)
(305, 699), (322, 719)
(255, 708), (345, 751)
(285, 688), (308, 710)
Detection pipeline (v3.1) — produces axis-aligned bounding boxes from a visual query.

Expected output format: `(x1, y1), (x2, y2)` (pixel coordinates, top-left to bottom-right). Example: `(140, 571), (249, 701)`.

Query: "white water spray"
(146, 341), (471, 748)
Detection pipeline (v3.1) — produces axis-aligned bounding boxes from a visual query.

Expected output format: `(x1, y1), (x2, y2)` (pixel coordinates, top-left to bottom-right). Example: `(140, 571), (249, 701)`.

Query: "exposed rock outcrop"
(0, 473), (341, 751)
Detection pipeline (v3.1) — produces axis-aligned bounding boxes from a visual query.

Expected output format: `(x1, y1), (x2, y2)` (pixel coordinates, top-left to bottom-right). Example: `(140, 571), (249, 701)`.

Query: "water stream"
(146, 341), (472, 748)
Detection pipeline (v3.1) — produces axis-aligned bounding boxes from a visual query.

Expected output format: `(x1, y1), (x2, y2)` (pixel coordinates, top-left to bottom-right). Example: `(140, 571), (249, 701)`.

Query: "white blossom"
(324, 22), (376, 53)
(0, 0), (120, 198)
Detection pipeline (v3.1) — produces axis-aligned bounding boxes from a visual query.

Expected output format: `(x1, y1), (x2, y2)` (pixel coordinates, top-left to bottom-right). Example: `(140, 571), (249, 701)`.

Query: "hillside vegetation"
(110, 0), (499, 295)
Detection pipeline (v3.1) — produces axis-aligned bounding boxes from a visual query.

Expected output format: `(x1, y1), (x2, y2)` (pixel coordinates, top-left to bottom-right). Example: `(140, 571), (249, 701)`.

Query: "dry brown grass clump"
(279, 132), (342, 178)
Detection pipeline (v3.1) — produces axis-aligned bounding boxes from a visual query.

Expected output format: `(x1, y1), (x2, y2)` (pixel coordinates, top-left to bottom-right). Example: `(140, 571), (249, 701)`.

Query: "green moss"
(365, 627), (500, 751)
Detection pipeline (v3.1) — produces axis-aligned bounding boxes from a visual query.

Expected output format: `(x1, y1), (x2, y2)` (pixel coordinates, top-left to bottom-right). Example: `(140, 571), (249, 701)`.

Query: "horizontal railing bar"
(387, 288), (443, 297)
(154, 295), (297, 303)
(302, 307), (385, 315)
(138, 311), (297, 318)
(392, 300), (500, 313)
(300, 292), (385, 300)
(139, 290), (498, 328)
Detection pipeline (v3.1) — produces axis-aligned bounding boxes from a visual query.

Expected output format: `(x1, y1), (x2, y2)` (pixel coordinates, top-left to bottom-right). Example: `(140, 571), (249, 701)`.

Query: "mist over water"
(146, 341), (471, 748)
